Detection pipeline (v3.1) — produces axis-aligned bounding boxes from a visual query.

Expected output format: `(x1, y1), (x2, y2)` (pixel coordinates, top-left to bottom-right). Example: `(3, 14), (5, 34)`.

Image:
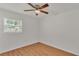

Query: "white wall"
(41, 10), (79, 55)
(0, 8), (39, 53)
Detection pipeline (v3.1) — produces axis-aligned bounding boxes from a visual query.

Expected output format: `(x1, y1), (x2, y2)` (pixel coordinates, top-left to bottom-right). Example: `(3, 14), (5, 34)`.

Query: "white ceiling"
(0, 3), (79, 17)
(50, 3), (79, 15)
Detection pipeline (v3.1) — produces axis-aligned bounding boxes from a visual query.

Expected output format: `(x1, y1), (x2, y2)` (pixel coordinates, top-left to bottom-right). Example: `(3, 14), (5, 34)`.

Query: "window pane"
(4, 18), (22, 32)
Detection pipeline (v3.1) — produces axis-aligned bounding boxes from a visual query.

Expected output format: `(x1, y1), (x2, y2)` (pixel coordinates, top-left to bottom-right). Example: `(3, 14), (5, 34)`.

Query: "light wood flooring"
(0, 42), (76, 56)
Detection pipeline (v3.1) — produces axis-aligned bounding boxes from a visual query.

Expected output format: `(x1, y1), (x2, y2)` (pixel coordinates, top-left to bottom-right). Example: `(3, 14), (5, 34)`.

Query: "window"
(4, 18), (22, 32)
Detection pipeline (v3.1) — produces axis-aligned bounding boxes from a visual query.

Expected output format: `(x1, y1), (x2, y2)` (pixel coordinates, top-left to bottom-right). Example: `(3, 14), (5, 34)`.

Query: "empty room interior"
(0, 3), (79, 56)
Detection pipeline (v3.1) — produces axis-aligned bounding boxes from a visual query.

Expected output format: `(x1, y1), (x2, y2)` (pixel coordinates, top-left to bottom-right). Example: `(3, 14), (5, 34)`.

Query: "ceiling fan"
(24, 3), (49, 16)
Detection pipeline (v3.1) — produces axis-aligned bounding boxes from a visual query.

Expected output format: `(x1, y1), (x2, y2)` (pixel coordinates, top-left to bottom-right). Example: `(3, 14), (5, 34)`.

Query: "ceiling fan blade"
(39, 4), (49, 9)
(24, 9), (35, 11)
(40, 10), (48, 14)
(28, 3), (36, 9)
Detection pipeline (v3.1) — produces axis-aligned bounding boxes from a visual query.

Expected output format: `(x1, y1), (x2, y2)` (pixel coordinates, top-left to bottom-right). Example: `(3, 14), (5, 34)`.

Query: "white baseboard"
(0, 41), (38, 54)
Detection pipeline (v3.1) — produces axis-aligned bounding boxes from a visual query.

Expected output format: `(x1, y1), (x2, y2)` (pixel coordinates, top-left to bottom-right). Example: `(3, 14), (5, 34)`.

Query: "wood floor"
(0, 42), (76, 56)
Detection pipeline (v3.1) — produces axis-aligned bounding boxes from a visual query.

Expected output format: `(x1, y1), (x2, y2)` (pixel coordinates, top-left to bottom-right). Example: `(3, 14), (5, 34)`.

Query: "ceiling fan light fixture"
(35, 10), (40, 14)
(24, 3), (49, 16)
